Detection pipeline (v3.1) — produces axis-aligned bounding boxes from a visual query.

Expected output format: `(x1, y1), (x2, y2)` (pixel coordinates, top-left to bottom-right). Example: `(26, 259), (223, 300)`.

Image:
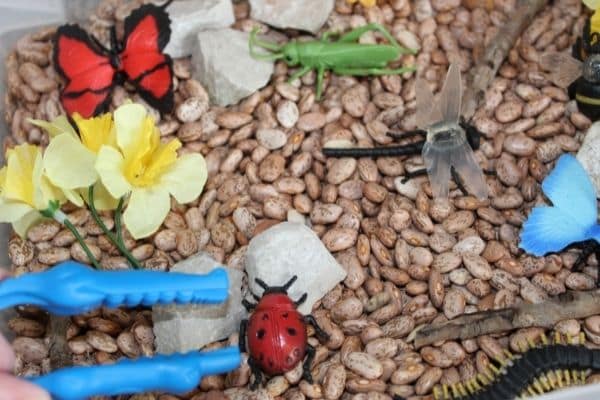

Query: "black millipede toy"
(394, 333), (600, 400)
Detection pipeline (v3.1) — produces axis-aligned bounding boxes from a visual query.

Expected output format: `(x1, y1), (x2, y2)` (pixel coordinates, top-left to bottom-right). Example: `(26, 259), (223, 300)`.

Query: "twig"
(48, 316), (71, 369)
(461, 0), (549, 121)
(414, 290), (600, 348)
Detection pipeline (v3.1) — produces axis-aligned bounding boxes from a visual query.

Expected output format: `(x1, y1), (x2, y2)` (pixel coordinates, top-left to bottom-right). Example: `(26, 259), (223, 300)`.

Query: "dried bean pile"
(4, 0), (600, 399)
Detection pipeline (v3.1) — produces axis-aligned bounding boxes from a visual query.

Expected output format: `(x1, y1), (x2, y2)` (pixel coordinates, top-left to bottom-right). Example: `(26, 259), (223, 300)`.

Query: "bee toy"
(539, 0), (600, 121)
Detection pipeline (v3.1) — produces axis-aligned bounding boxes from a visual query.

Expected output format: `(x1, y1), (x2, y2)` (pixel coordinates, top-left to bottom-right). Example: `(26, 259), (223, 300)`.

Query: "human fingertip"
(0, 374), (51, 400)
(16, 382), (52, 400)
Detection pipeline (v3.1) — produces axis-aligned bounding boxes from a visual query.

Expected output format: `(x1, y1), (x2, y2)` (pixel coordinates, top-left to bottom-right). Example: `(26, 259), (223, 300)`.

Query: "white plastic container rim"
(0, 1), (599, 399)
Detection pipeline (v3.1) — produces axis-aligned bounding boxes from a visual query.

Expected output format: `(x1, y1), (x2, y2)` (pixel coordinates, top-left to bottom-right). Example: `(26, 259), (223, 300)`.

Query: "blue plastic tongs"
(0, 261), (241, 400)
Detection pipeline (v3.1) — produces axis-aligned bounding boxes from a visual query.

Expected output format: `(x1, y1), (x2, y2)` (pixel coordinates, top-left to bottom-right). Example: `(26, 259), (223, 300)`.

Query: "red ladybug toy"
(239, 276), (329, 389)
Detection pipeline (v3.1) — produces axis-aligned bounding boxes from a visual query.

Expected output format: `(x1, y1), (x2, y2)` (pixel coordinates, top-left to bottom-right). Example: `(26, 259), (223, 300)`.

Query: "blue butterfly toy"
(520, 154), (600, 285)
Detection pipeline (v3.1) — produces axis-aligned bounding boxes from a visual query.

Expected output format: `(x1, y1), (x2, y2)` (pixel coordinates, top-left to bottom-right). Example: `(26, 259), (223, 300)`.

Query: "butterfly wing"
(541, 154), (597, 226)
(519, 207), (591, 256)
(54, 25), (115, 118)
(519, 154), (598, 255)
(119, 3), (174, 114)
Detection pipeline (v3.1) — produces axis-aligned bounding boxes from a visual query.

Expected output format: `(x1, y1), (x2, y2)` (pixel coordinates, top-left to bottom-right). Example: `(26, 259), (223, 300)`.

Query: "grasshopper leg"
(333, 23), (394, 45)
(288, 66), (312, 84)
(333, 66), (416, 76)
(315, 66), (326, 100)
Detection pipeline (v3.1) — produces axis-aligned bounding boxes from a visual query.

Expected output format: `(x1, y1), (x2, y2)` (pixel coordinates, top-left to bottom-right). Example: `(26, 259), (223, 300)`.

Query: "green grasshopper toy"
(249, 23), (418, 100)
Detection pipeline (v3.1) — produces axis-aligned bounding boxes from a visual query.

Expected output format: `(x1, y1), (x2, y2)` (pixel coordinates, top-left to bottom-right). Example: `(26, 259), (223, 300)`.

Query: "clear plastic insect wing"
(415, 77), (442, 128)
(419, 63), (488, 199)
(539, 52), (583, 89)
(437, 62), (462, 124)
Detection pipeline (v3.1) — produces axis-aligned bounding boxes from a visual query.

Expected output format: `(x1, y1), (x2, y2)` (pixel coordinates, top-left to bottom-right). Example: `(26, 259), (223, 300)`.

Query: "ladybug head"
(255, 275), (298, 295)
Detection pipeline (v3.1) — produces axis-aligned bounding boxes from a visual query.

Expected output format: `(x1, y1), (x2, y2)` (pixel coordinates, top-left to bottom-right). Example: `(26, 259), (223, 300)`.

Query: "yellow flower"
(96, 103), (208, 239)
(72, 112), (117, 153)
(0, 144), (67, 237)
(31, 113), (119, 210)
(346, 0), (376, 7)
(584, 0), (600, 10)
(29, 115), (77, 139)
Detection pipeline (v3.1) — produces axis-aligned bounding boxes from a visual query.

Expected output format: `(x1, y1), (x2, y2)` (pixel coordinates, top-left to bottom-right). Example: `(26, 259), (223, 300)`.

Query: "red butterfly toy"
(53, 1), (174, 118)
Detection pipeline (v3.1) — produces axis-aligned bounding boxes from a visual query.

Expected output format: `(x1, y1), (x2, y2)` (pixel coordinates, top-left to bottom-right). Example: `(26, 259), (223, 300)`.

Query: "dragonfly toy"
(0, 261), (241, 399)
(323, 63), (489, 200)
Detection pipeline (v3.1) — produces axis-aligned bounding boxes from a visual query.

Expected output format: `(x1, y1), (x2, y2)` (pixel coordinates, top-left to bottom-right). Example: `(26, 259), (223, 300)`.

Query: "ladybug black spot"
(257, 329), (266, 339)
(282, 312), (289, 318)
(262, 314), (269, 320)
(287, 327), (297, 336)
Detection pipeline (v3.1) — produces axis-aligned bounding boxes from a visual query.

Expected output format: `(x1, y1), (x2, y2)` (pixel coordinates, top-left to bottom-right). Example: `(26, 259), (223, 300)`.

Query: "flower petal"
(12, 211), (44, 238)
(0, 198), (33, 223)
(62, 187), (84, 207)
(28, 116), (77, 139)
(95, 146), (131, 199)
(82, 182), (120, 211)
(34, 152), (66, 210)
(123, 187), (170, 239)
(44, 133), (98, 189)
(74, 113), (116, 154)
(114, 103), (147, 153)
(3, 144), (37, 205)
(160, 153), (208, 204)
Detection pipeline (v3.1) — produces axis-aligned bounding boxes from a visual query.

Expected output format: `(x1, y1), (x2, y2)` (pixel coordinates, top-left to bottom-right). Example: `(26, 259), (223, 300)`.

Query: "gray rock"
(245, 222), (347, 315)
(577, 121), (600, 196)
(249, 0), (334, 34)
(192, 28), (274, 106)
(153, 252), (246, 353)
(165, 0), (235, 58)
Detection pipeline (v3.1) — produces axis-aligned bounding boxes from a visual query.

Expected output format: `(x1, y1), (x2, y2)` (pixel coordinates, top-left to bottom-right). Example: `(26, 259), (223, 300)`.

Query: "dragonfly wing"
(415, 77), (442, 128)
(422, 141), (452, 199)
(450, 139), (488, 199)
(438, 62), (462, 125)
